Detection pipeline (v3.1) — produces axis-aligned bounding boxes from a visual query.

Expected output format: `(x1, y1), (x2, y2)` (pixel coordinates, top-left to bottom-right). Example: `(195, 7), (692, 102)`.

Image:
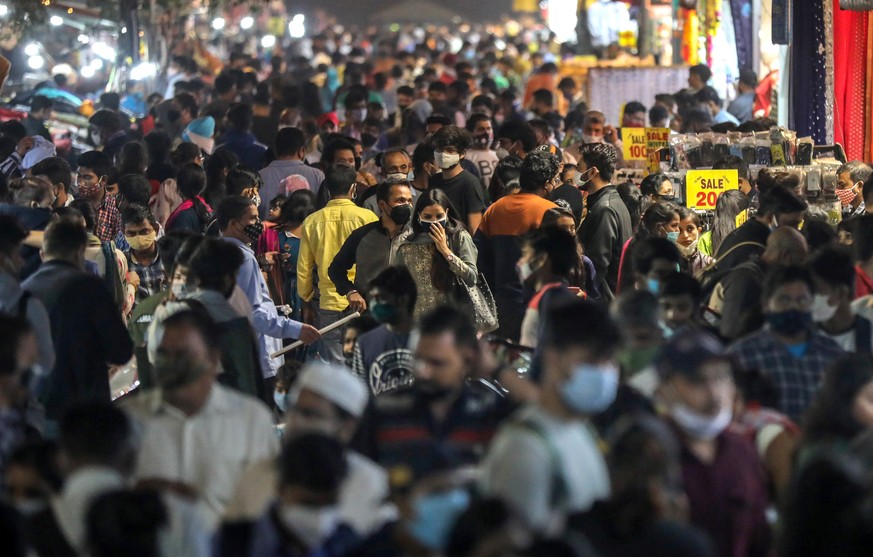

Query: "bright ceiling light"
(261, 34), (276, 48)
(28, 55), (44, 69)
(129, 61), (156, 80)
(24, 43), (39, 56)
(89, 58), (103, 70)
(0, 5), (8, 17)
(49, 15), (62, 26)
(288, 14), (304, 38)
(77, 34), (90, 44)
(81, 65), (96, 78)
(212, 17), (225, 30)
(240, 16), (253, 30)
(92, 42), (116, 61)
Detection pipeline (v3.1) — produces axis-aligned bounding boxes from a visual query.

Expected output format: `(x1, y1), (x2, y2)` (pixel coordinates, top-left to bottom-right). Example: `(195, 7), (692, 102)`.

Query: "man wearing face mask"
(75, 151), (120, 243)
(576, 142), (633, 301)
(656, 331), (770, 557)
(360, 148), (413, 214)
(477, 150), (559, 341)
(226, 363), (392, 537)
(709, 226), (807, 342)
(836, 160), (871, 218)
(481, 300), (618, 534)
(810, 248), (873, 354)
(298, 164), (379, 363)
(428, 126), (485, 234)
(350, 266), (417, 396)
(330, 181), (415, 317)
(465, 114), (499, 192)
(341, 91), (368, 141)
(122, 205), (164, 302)
(216, 434), (359, 557)
(362, 305), (512, 471)
(218, 196), (321, 397)
(728, 266), (846, 421)
(127, 310), (278, 530)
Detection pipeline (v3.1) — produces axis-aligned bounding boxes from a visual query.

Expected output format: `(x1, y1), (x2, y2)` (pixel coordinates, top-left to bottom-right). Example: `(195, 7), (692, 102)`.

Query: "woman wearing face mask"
(616, 202), (681, 294)
(676, 208), (714, 278)
(273, 190), (318, 323)
(396, 189), (478, 322)
(640, 173), (675, 205)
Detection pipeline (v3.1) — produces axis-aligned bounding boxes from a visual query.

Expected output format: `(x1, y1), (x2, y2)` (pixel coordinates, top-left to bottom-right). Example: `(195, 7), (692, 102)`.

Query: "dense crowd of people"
(1, 30), (873, 557)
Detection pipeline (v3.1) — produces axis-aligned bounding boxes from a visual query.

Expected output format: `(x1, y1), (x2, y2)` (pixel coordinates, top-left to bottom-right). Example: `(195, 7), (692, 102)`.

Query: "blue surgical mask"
(274, 390), (289, 413)
(560, 363), (619, 414)
(407, 488), (471, 551)
(665, 231), (680, 243)
(646, 277), (661, 294)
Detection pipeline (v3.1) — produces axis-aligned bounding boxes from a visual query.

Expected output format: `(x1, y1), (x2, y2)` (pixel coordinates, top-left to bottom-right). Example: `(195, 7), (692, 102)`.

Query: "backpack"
(101, 241), (126, 310)
(699, 241), (767, 327)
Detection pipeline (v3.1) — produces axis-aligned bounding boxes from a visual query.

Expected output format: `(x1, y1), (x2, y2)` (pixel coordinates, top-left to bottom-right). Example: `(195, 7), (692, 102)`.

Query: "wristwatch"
(346, 290), (359, 299)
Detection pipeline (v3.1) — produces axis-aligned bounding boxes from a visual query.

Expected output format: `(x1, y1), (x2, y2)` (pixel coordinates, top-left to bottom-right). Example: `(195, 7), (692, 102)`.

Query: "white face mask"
(581, 134), (603, 144)
(670, 402), (732, 440)
(434, 151), (460, 170)
(279, 504), (340, 548)
(677, 239), (698, 258)
(170, 281), (189, 300)
(386, 172), (407, 181)
(812, 293), (839, 323)
(495, 147), (510, 160)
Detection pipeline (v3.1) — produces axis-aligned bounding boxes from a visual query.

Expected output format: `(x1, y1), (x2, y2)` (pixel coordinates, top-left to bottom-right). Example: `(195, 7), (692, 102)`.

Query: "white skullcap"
(291, 362), (369, 418)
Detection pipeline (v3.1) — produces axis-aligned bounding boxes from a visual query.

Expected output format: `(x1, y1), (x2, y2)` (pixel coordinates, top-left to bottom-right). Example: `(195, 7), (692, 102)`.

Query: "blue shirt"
(216, 130), (268, 170)
(713, 109), (740, 126)
(224, 236), (303, 378)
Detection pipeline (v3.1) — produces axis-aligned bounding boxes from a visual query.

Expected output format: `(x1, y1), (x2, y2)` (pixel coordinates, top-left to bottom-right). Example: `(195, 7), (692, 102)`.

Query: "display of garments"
(587, 0), (631, 49)
(792, 0), (829, 144)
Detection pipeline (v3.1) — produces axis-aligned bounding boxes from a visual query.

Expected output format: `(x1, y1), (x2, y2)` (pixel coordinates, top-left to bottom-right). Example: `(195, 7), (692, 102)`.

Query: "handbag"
(455, 273), (500, 333)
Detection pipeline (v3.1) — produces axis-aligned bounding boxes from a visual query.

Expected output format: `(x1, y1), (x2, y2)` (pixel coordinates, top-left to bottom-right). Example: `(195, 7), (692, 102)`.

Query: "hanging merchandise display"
(729, 0), (754, 69)
(832, 4), (869, 160)
(840, 0), (873, 9)
(791, 0), (831, 145)
(702, 0), (721, 66)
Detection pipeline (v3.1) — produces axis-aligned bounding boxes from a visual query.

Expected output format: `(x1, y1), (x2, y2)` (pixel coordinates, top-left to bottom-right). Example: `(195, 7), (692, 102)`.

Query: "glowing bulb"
(261, 34), (276, 48)
(89, 58), (103, 70)
(288, 14), (304, 38)
(49, 15), (62, 26)
(129, 61), (156, 80)
(212, 17), (225, 30)
(81, 65), (95, 78)
(24, 43), (39, 56)
(0, 5), (8, 16)
(28, 55), (44, 69)
(240, 16), (253, 30)
(77, 34), (89, 44)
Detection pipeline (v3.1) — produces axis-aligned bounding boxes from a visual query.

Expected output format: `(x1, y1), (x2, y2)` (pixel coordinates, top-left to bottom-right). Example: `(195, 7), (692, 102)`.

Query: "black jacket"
(718, 258), (768, 341)
(713, 218), (769, 271)
(577, 185), (632, 300)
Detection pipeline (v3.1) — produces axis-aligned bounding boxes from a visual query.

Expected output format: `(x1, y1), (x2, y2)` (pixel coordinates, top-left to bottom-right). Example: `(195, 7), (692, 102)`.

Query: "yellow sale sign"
(621, 127), (648, 161)
(685, 170), (739, 210)
(645, 127), (670, 173)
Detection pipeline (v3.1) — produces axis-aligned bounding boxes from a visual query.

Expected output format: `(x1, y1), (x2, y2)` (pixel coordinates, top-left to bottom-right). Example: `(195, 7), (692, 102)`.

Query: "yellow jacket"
(297, 199), (379, 311)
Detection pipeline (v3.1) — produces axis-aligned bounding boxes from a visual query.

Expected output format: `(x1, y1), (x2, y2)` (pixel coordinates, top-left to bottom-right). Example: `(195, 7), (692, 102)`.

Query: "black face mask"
(354, 157), (362, 171)
(361, 133), (378, 148)
(389, 204), (412, 225)
(166, 109), (182, 124)
(415, 379), (455, 402)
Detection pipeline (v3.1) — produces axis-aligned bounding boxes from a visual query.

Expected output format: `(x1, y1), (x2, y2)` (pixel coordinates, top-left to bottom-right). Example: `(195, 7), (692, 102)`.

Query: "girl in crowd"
(676, 207), (714, 278)
(640, 172), (675, 205)
(397, 189), (478, 321)
(697, 190), (749, 256)
(616, 202), (681, 294)
(164, 163), (214, 234)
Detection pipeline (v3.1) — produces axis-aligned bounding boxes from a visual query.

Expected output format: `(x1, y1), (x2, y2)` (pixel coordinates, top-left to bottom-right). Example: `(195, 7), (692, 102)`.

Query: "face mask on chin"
(670, 402), (732, 440)
(279, 504), (340, 549)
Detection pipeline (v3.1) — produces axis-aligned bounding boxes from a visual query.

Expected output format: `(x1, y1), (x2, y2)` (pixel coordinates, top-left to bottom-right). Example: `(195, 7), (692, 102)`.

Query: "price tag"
(685, 170), (739, 210)
(621, 127), (648, 161)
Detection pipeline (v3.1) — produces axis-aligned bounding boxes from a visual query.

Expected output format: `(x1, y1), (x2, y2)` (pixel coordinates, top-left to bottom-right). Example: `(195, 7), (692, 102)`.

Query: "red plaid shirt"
(95, 193), (122, 243)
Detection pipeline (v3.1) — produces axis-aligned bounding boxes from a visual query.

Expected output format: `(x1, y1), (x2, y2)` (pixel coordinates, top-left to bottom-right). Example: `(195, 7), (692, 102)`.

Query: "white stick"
(270, 312), (361, 358)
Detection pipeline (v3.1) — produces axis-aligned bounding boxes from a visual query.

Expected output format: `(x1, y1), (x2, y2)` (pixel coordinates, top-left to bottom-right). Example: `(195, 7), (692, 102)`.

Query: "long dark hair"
(711, 190), (749, 253)
(803, 355), (873, 445)
(279, 189), (317, 228)
(412, 189), (464, 292)
(637, 202), (680, 240)
(203, 149), (239, 207)
(117, 141), (148, 176)
(176, 163), (212, 226)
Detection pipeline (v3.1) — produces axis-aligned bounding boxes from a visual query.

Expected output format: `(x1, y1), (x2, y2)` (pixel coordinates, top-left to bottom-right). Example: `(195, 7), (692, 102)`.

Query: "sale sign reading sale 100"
(621, 128), (648, 160)
(645, 128), (670, 174)
(685, 169), (739, 210)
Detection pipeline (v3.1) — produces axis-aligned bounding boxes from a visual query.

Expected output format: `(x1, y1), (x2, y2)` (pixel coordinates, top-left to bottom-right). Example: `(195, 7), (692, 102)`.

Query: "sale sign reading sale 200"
(685, 170), (739, 210)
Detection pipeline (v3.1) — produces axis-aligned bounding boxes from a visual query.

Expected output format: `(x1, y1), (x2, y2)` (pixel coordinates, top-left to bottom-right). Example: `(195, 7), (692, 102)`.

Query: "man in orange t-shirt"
(476, 149), (559, 340)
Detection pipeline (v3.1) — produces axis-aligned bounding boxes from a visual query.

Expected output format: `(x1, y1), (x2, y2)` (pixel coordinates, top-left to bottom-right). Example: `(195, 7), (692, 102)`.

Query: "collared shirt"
(328, 221), (412, 298)
(53, 466), (126, 552)
(127, 250), (165, 301)
(95, 193), (122, 242)
(727, 329), (845, 420)
(224, 236), (303, 378)
(365, 383), (514, 471)
(258, 159), (325, 219)
(297, 199), (379, 312)
(125, 383), (279, 529)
